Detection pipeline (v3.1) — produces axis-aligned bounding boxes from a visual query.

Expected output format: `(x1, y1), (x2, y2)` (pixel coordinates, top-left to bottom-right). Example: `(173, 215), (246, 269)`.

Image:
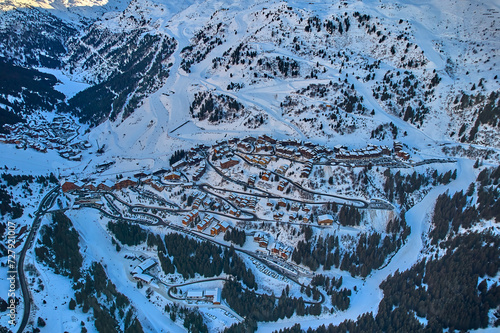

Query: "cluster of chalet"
(192, 161), (206, 181)
(196, 214), (219, 231)
(1, 117), (90, 160)
(182, 209), (199, 226)
(192, 193), (207, 209)
(228, 194), (259, 209)
(334, 144), (391, 160)
(228, 207), (242, 217)
(260, 170), (272, 181)
(243, 154), (272, 167)
(171, 150), (205, 171)
(275, 164), (289, 175)
(393, 141), (410, 160)
(253, 232), (269, 248)
(300, 160), (314, 178)
(186, 288), (221, 304)
(212, 142), (233, 160)
(271, 241), (294, 260)
(62, 177), (138, 193)
(253, 233), (294, 260)
(210, 220), (231, 236)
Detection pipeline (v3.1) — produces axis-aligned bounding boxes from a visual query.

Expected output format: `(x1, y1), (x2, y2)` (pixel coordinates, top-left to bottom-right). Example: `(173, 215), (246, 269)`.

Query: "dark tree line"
(161, 233), (256, 288)
(275, 228), (500, 333)
(223, 279), (321, 333)
(337, 205), (362, 226)
(107, 221), (148, 246)
(224, 227), (246, 246)
(292, 229), (407, 277)
(430, 165), (500, 244)
(384, 169), (456, 207)
(169, 149), (187, 166)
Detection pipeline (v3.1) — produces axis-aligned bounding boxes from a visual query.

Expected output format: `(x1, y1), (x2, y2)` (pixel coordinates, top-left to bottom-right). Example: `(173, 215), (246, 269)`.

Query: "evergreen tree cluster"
(189, 91), (244, 123)
(292, 230), (406, 278)
(455, 91), (500, 142)
(162, 233), (256, 288)
(223, 227), (246, 246)
(0, 187), (23, 218)
(431, 165), (499, 244)
(107, 221), (148, 246)
(276, 231), (500, 333)
(73, 262), (143, 333)
(169, 149), (187, 166)
(35, 212), (83, 281)
(383, 169), (456, 207)
(337, 205), (362, 226)
(222, 279), (320, 332)
(0, 59), (64, 131)
(64, 32), (176, 125)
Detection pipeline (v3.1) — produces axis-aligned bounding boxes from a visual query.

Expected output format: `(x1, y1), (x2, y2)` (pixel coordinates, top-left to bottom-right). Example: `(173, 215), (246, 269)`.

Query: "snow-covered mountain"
(0, 1), (499, 333)
(0, 0), (498, 149)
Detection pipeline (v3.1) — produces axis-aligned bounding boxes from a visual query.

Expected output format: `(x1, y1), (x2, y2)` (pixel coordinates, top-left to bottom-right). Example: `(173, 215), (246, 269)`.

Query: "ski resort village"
(0, 0), (499, 332)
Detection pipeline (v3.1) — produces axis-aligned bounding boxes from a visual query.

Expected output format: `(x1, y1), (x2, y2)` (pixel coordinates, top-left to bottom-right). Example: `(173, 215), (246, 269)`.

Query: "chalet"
(303, 215), (310, 223)
(291, 203), (300, 211)
(273, 211), (284, 220)
(275, 164), (289, 175)
(152, 168), (168, 176)
(192, 162), (206, 181)
(277, 180), (289, 191)
(261, 171), (271, 181)
(182, 210), (199, 226)
(171, 160), (187, 170)
(165, 172), (182, 181)
(393, 141), (403, 152)
(62, 181), (80, 193)
(220, 158), (239, 169)
(134, 172), (148, 179)
(397, 151), (410, 160)
(318, 214), (334, 226)
(278, 198), (287, 207)
(298, 147), (315, 159)
(197, 215), (214, 231)
(210, 221), (230, 236)
(97, 179), (115, 191)
(132, 258), (157, 275)
(83, 183), (97, 191)
(259, 134), (276, 144)
(237, 142), (252, 151)
(248, 175), (256, 186)
(186, 290), (204, 300)
(113, 179), (137, 190)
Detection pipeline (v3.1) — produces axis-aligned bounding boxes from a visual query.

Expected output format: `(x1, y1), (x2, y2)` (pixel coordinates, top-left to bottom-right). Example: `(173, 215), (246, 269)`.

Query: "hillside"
(0, 0), (498, 333)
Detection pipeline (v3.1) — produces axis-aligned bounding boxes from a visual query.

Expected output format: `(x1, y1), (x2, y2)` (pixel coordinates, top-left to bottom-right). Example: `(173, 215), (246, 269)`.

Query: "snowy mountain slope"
(0, 1), (499, 333)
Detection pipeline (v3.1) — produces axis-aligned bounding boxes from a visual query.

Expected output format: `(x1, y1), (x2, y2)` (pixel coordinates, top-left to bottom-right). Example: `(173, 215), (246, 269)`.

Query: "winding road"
(17, 186), (59, 333)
